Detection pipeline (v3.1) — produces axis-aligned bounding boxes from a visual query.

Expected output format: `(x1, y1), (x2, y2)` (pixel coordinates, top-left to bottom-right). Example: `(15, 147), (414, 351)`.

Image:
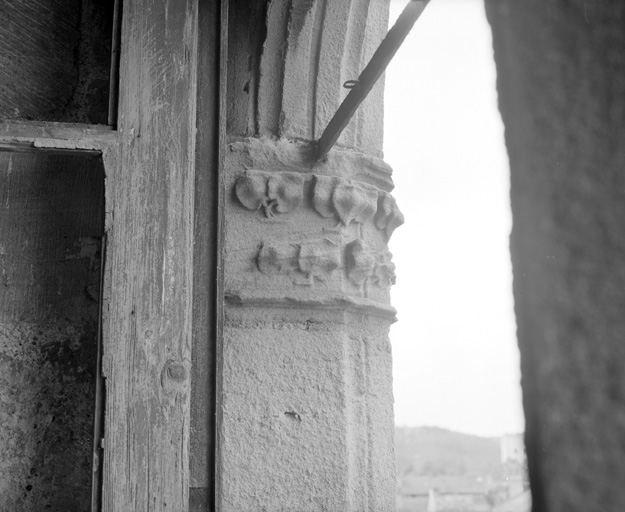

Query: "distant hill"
(395, 426), (501, 480)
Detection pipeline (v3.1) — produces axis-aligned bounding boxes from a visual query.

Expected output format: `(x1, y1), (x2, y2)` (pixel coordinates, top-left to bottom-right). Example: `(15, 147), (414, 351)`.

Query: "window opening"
(0, 0), (117, 125)
(0, 150), (105, 510)
(384, 1), (528, 511)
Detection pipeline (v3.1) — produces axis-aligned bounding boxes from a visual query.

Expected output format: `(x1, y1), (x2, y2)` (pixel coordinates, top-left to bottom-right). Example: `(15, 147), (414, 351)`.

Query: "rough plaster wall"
(0, 0), (113, 124)
(219, 138), (397, 511)
(485, 2), (625, 511)
(0, 153), (103, 510)
(226, 0), (388, 157)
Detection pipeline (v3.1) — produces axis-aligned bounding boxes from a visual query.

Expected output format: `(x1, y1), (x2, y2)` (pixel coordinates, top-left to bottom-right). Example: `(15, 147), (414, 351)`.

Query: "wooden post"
(101, 0), (199, 509)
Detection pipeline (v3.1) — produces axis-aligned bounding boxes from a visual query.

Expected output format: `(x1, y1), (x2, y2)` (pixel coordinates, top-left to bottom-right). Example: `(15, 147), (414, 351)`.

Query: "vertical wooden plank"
(101, 0), (198, 510)
(214, 1), (229, 509)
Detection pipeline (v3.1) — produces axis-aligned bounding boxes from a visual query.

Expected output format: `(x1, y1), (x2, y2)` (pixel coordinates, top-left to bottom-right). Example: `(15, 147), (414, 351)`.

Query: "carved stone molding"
(375, 192), (405, 241)
(345, 240), (396, 289)
(224, 291), (398, 322)
(254, 235), (396, 291)
(235, 170), (304, 218)
(313, 175), (378, 228)
(312, 175), (404, 239)
(227, 137), (395, 192)
(233, 170), (404, 240)
(257, 238), (341, 285)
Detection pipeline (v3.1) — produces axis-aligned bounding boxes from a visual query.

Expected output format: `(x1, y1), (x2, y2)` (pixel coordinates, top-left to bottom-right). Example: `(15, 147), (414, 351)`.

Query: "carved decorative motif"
(345, 240), (396, 288)
(235, 170), (305, 218)
(257, 241), (298, 275)
(234, 171), (404, 240)
(256, 237), (395, 289)
(257, 238), (341, 284)
(312, 175), (403, 239)
(311, 175), (340, 219)
(313, 175), (378, 227)
(298, 239), (341, 282)
(375, 192), (405, 240)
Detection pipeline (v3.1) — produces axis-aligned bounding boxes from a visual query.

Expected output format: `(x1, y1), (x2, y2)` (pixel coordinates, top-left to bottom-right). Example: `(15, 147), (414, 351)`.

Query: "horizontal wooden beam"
(0, 120), (117, 155)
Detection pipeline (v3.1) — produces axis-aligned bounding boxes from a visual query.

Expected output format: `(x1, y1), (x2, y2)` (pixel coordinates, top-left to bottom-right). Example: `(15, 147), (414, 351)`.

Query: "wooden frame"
(0, 120), (116, 156)
(0, 1), (225, 509)
(1, 1), (219, 510)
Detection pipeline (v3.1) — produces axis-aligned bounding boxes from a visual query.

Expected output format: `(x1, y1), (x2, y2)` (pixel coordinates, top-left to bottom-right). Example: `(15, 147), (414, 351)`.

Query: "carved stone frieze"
(235, 170), (305, 218)
(312, 174), (403, 239)
(345, 240), (396, 289)
(257, 241), (299, 275)
(233, 170), (404, 240)
(312, 175), (378, 228)
(255, 236), (395, 290)
(257, 238), (341, 285)
(298, 239), (342, 282)
(375, 192), (405, 240)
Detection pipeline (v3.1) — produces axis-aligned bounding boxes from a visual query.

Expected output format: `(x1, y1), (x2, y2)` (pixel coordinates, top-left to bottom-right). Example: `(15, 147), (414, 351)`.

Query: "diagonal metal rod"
(316, 0), (430, 161)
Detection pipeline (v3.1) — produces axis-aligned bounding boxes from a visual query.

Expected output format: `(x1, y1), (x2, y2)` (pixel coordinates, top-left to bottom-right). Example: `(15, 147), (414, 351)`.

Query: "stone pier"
(216, 2), (400, 510)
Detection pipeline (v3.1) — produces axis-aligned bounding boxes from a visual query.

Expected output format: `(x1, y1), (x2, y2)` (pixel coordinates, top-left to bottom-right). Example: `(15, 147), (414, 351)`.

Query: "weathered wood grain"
(101, 0), (199, 510)
(213, 1), (229, 509)
(0, 120), (117, 155)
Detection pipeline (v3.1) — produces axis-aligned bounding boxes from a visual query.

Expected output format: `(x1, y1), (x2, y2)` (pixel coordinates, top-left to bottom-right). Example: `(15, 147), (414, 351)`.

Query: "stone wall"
(486, 2), (625, 511)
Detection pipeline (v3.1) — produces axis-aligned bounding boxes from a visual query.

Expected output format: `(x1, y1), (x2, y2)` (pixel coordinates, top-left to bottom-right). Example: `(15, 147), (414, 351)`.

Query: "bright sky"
(384, 0), (525, 437)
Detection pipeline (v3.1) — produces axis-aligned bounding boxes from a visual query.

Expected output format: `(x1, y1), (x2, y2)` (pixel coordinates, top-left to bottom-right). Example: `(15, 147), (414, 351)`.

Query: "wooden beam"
(101, 0), (199, 510)
(213, 1), (229, 509)
(0, 120), (117, 155)
(107, 0), (122, 126)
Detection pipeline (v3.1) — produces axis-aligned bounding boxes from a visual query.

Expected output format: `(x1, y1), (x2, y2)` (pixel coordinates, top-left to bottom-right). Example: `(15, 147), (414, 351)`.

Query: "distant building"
(492, 490), (531, 512)
(500, 434), (525, 464)
(495, 434), (530, 512)
(427, 488), (491, 512)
